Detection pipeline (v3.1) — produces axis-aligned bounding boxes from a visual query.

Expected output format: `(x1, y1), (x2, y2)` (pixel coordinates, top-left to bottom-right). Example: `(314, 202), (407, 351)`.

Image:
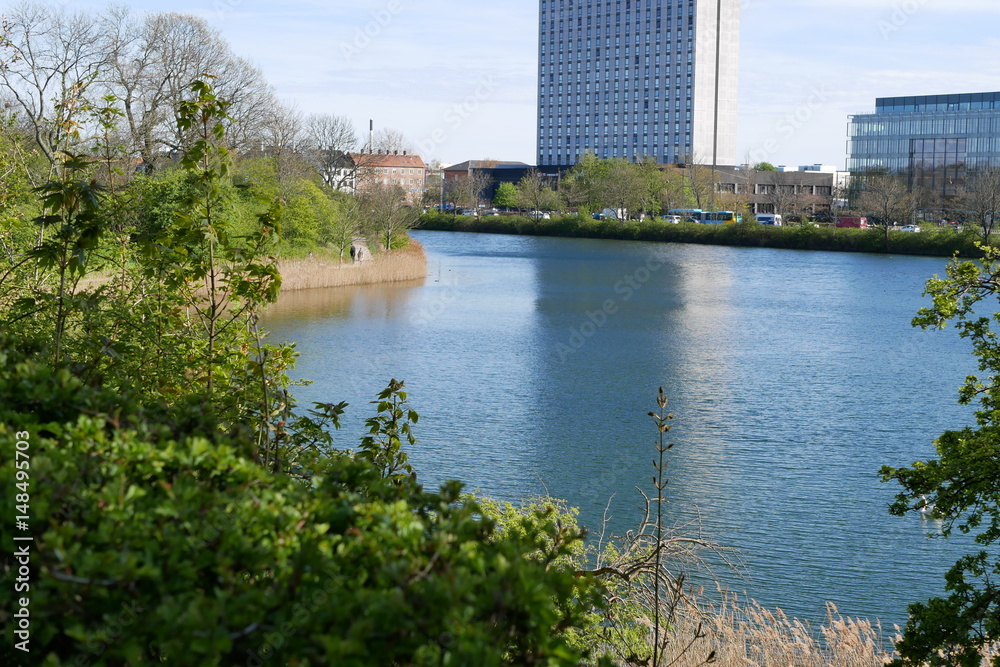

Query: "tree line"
(442, 155), (833, 223)
(0, 2), (419, 257)
(1, 2), (408, 177)
(853, 168), (1000, 247)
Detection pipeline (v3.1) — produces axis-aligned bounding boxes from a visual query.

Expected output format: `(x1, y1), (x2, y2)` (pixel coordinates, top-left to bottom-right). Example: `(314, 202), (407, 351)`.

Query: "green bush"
(0, 346), (609, 666)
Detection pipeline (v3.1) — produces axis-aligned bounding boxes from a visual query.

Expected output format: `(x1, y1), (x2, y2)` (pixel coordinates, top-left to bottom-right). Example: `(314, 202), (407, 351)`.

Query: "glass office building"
(537, 0), (740, 169)
(848, 92), (1000, 197)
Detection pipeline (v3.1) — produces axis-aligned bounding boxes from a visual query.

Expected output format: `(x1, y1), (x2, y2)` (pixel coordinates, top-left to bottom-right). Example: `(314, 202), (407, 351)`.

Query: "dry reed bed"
(277, 240), (427, 292)
(71, 239), (427, 294)
(652, 590), (998, 667)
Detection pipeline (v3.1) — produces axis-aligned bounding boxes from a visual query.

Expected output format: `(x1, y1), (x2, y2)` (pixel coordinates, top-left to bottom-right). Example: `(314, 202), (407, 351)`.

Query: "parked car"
(661, 215), (682, 224)
(898, 224), (921, 233)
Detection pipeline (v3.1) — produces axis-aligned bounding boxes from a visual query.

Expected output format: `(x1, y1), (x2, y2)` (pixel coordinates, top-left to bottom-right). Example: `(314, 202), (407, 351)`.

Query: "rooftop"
(350, 151), (426, 169)
(444, 160), (532, 172)
(875, 91), (1000, 114)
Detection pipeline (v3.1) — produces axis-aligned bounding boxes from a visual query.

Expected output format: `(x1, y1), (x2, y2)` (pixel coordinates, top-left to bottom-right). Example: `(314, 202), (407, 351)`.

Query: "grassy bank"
(419, 213), (983, 258)
(277, 238), (427, 291)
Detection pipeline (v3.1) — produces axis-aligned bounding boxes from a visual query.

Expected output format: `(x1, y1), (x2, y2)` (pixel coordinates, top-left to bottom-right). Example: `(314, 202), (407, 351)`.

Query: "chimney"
(394, 150), (398, 155)
(403, 150), (407, 156)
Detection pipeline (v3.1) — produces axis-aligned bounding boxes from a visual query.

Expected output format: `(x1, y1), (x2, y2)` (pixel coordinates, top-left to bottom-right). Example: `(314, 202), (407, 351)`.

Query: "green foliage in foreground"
(419, 212), (983, 257)
(0, 345), (608, 666)
(881, 243), (1000, 666)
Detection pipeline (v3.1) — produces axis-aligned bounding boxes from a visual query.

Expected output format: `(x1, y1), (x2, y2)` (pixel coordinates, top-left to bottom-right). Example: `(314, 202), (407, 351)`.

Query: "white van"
(755, 214), (783, 226)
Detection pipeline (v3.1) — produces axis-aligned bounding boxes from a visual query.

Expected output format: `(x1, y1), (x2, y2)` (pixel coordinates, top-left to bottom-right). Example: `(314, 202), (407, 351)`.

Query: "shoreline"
(277, 238), (428, 292)
(418, 213), (983, 258)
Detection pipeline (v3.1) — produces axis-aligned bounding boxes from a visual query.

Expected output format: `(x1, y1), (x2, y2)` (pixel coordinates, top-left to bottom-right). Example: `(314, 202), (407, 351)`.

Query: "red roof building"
(348, 150), (427, 204)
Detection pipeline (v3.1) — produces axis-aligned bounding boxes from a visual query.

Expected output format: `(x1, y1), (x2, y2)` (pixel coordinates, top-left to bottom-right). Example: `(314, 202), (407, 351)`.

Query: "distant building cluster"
(343, 1), (1000, 218)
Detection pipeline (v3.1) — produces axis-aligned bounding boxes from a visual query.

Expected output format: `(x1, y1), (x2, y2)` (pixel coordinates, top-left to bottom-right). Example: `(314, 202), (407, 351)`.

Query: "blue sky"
(27, 0), (1000, 168)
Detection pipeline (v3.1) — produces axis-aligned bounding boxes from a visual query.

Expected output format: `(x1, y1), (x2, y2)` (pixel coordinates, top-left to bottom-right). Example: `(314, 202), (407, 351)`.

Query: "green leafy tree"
(328, 194), (363, 260)
(652, 164), (691, 215)
(563, 156), (673, 220)
(493, 180), (518, 210)
(599, 159), (646, 221)
(26, 137), (109, 363)
(881, 245), (1000, 666)
(358, 378), (418, 481)
(638, 159), (665, 218)
(561, 152), (606, 214)
(280, 179), (332, 247)
(157, 79), (282, 396)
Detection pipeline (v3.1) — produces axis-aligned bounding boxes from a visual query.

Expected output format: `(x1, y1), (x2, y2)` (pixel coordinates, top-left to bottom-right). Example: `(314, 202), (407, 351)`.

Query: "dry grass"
(676, 593), (891, 667)
(277, 240), (427, 292)
(650, 589), (999, 667)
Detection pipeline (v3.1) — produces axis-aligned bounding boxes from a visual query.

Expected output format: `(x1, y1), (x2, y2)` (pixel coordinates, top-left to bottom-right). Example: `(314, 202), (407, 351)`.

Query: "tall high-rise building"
(537, 0), (740, 169)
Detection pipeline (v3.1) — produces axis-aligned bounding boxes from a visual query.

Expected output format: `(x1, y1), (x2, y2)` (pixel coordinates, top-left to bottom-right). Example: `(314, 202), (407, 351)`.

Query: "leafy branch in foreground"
(881, 244), (1000, 666)
(358, 378), (418, 481)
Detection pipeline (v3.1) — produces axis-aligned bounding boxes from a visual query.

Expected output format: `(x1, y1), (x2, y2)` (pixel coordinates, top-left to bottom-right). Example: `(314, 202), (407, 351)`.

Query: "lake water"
(262, 230), (979, 631)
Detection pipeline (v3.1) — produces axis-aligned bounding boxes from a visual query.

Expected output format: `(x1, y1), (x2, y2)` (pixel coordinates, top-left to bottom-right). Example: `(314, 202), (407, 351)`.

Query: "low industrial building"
(443, 160), (534, 202)
(714, 166), (837, 218)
